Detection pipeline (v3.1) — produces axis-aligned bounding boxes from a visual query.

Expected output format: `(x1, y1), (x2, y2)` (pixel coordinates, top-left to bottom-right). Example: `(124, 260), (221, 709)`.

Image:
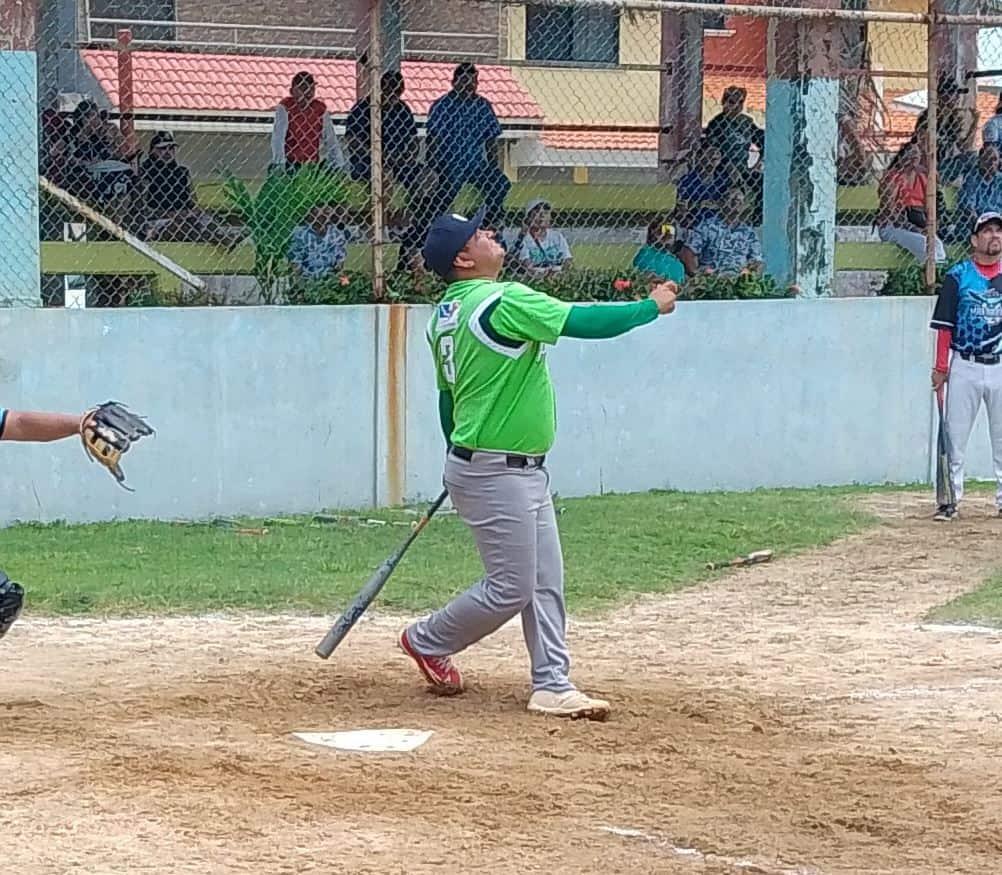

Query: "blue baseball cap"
(422, 206), (486, 278)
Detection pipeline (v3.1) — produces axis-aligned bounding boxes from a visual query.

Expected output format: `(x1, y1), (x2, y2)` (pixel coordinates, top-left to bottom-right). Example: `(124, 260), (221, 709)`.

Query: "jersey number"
(438, 335), (456, 385)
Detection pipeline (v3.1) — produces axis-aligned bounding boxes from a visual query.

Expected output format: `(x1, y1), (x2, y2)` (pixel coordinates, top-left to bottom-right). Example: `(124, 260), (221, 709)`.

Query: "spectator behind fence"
(141, 131), (241, 247)
(679, 187), (762, 277)
(675, 140), (729, 236)
(983, 94), (1002, 148)
(511, 199), (572, 277)
(426, 63), (512, 227)
(271, 71), (347, 173)
(61, 99), (138, 207)
(704, 86), (765, 180)
(346, 68), (439, 271)
(633, 220), (686, 284)
(958, 145), (1002, 228)
(876, 139), (946, 264)
(915, 76), (978, 186)
(288, 203), (348, 280)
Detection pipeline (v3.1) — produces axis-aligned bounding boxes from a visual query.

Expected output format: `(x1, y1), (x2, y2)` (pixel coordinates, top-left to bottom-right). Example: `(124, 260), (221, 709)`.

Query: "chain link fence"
(8, 0), (1002, 305)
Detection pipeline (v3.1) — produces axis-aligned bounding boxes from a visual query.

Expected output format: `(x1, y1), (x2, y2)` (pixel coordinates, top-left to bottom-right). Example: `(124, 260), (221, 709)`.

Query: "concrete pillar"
(762, 10), (839, 298)
(0, 50), (42, 307)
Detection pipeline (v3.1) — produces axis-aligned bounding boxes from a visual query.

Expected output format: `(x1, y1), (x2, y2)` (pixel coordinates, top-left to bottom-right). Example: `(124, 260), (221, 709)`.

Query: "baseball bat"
(314, 488), (449, 659)
(935, 384), (956, 507)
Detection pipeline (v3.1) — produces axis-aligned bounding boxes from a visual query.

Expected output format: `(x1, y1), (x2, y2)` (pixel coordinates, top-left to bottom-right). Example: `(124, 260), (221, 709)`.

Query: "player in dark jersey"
(930, 211), (1002, 520)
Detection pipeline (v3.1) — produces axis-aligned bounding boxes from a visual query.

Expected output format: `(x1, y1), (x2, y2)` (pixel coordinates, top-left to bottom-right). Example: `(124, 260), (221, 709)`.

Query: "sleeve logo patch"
(437, 300), (461, 330)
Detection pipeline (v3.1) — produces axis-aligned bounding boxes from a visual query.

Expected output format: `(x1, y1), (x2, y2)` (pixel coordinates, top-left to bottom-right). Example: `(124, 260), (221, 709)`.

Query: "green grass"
(926, 571), (1002, 628)
(3, 487), (877, 618)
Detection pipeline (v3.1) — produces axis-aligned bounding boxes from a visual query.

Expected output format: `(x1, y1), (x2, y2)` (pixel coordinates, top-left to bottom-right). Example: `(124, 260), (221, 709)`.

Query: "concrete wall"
(0, 297), (995, 526)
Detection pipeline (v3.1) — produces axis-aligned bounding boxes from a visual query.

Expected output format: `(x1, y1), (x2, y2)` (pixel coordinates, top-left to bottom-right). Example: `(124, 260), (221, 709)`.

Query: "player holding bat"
(397, 208), (677, 720)
(0, 402), (153, 641)
(930, 211), (1002, 521)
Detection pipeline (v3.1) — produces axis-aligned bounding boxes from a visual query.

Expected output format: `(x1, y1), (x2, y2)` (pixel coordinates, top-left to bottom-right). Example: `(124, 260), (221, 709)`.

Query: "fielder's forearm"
(561, 299), (659, 339)
(0, 410), (81, 442)
(438, 391), (455, 446)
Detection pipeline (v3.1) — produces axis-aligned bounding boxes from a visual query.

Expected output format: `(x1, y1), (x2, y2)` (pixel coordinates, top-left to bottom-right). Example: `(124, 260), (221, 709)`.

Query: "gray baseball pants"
(408, 450), (574, 693)
(946, 355), (1002, 507)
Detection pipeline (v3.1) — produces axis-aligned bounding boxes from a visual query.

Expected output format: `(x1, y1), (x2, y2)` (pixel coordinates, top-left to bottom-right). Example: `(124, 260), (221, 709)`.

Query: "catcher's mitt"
(80, 401), (155, 490)
(0, 571), (24, 640)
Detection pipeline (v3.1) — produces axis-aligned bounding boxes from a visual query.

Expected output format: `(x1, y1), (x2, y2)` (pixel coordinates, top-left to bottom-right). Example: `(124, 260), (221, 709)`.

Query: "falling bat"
(706, 549), (774, 571)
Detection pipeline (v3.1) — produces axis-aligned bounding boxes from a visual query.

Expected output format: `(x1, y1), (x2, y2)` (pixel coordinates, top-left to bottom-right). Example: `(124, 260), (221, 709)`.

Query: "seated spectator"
(271, 71), (347, 174)
(876, 140), (946, 264)
(426, 63), (511, 229)
(676, 140), (729, 237)
(141, 132), (241, 247)
(704, 86), (765, 182)
(633, 220), (685, 284)
(679, 187), (763, 277)
(511, 199), (572, 277)
(61, 99), (138, 208)
(288, 204), (347, 280)
(958, 144), (1002, 224)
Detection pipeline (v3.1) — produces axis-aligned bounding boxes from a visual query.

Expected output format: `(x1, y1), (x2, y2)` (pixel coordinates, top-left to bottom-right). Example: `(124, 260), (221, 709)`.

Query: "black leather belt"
(959, 352), (1002, 365)
(450, 445), (546, 468)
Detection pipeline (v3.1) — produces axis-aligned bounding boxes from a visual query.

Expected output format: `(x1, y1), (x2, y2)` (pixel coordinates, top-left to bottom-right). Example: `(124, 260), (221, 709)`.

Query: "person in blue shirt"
(426, 63), (511, 229)
(958, 145), (1002, 229)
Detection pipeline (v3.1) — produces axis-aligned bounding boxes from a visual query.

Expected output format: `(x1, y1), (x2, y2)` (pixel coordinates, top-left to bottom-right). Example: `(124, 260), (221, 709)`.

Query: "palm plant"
(223, 164), (351, 303)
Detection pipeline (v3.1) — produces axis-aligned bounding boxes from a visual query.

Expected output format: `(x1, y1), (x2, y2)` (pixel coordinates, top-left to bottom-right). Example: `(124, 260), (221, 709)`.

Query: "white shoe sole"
(527, 700), (611, 722)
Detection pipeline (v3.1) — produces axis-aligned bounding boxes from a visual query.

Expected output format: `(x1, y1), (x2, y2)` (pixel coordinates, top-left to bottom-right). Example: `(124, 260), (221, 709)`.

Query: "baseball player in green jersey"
(398, 207), (678, 720)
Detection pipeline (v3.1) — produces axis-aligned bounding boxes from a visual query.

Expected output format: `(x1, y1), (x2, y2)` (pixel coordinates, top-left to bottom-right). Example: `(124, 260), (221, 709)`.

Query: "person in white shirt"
(269, 71), (347, 173)
(513, 198), (572, 277)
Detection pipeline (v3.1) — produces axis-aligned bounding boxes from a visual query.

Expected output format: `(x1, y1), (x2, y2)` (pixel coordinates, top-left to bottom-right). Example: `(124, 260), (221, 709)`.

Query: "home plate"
(291, 728), (434, 753)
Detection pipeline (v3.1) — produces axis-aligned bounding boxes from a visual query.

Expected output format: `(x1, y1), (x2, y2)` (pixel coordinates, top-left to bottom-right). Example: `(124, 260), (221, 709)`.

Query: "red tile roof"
(541, 131), (657, 151)
(80, 50), (543, 119)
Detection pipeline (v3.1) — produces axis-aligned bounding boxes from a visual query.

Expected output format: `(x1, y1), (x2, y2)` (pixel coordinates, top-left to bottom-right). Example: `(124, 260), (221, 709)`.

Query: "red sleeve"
(935, 328), (952, 372)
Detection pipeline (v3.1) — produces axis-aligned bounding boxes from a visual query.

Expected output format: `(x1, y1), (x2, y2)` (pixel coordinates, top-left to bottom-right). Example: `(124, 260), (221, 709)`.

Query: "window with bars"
(525, 5), (620, 65)
(703, 0), (728, 32)
(88, 0), (177, 42)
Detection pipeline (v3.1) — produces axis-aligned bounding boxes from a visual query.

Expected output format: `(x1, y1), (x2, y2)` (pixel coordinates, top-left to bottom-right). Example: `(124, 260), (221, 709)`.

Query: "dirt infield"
(3, 492), (1002, 874)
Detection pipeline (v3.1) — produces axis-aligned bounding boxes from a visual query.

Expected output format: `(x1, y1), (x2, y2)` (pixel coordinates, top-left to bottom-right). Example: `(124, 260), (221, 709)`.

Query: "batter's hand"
(649, 281), (678, 315)
(931, 369), (948, 392)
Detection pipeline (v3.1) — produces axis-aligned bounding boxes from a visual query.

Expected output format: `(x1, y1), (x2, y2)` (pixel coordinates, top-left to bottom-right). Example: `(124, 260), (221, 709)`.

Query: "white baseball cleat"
(527, 689), (611, 721)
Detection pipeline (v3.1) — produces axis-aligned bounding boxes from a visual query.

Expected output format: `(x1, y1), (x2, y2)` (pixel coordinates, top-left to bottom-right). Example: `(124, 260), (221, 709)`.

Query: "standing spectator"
(345, 69), (437, 271)
(512, 199), (572, 277)
(958, 144), (1002, 228)
(983, 94), (1002, 148)
(704, 87), (765, 180)
(633, 220), (686, 284)
(271, 71), (347, 173)
(876, 140), (946, 264)
(141, 132), (241, 246)
(426, 63), (511, 227)
(288, 203), (347, 280)
(675, 139), (730, 240)
(679, 187), (763, 276)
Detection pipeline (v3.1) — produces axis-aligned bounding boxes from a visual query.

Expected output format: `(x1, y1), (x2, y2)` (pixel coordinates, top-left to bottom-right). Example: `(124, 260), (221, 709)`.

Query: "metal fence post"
(369, 0), (386, 301)
(924, 0), (939, 295)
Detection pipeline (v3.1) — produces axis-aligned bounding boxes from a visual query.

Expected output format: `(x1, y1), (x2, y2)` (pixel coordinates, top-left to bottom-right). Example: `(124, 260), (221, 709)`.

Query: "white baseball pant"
(945, 355), (1002, 507)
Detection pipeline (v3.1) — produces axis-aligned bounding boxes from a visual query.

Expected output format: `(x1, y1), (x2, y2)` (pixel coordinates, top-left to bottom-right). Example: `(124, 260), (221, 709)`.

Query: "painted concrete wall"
(0, 299), (996, 527)
(0, 52), (41, 307)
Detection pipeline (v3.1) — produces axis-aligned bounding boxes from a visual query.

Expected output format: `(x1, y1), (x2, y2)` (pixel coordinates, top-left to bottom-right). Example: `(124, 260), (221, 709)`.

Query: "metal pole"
(116, 29), (135, 149)
(925, 1), (938, 294)
(369, 0), (385, 300)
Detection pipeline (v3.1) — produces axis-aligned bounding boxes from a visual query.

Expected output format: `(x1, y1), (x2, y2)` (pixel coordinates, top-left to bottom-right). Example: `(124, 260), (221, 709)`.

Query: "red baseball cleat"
(398, 626), (464, 695)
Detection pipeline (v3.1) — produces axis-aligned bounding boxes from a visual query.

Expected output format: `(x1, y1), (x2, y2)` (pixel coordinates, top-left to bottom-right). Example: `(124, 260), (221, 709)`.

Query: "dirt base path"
(3, 493), (1001, 874)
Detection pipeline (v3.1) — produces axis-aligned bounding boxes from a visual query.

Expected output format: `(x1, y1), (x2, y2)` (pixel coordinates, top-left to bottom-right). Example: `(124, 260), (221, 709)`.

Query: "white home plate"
(292, 729), (434, 753)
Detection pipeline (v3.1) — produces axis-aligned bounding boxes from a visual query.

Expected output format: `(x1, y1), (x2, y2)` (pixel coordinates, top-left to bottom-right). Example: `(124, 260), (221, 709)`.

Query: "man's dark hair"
(292, 71), (315, 89)
(382, 70), (404, 93)
(453, 62), (478, 84)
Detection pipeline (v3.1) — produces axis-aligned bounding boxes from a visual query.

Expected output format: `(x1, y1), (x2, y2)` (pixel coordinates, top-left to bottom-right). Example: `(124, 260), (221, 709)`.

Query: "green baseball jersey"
(427, 279), (572, 455)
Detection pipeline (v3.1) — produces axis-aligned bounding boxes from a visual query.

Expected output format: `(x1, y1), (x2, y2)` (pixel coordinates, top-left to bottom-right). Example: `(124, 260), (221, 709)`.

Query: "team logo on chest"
(437, 300), (461, 330)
